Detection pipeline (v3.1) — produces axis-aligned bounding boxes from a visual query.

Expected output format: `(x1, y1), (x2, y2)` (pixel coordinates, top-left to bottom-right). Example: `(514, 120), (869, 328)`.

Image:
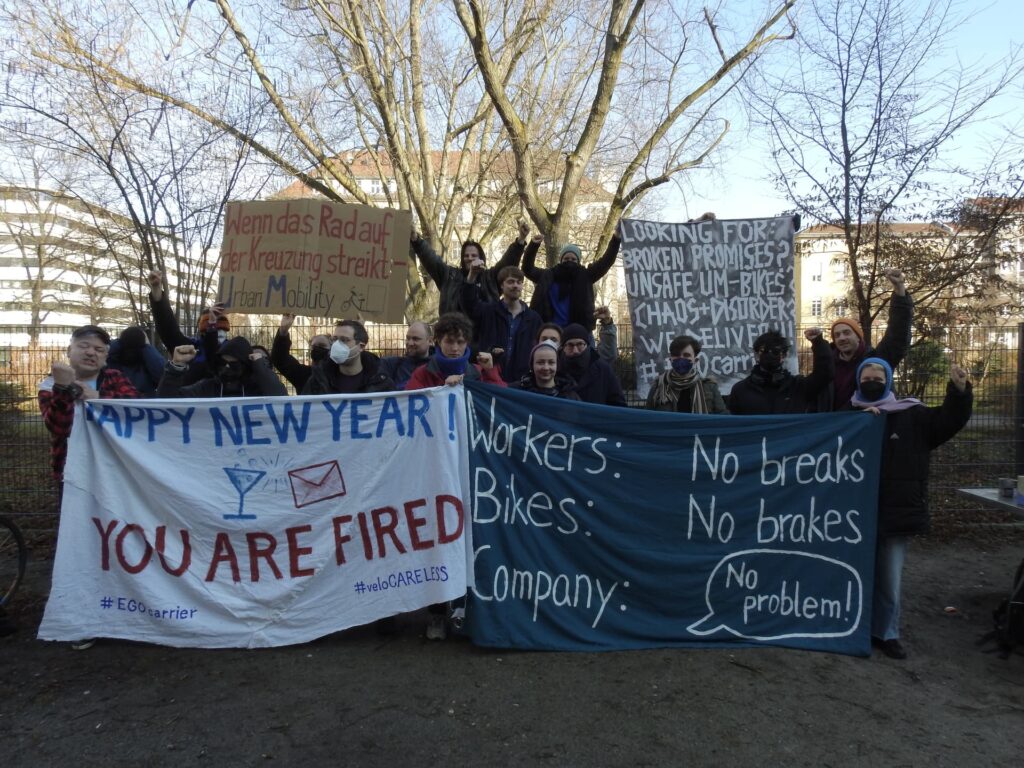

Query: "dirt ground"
(2, 531), (1023, 768)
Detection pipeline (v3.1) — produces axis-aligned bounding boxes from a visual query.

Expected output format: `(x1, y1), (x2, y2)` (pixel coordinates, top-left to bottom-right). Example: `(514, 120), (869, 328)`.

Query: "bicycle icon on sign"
(339, 287), (365, 312)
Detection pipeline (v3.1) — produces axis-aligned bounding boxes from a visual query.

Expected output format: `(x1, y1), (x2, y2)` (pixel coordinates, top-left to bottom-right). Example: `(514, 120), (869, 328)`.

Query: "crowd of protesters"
(37, 221), (970, 657)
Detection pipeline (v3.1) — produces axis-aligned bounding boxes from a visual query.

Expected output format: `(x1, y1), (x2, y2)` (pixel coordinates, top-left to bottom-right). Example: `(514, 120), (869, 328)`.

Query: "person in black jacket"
(827, 268), (913, 410)
(271, 313), (332, 392)
(851, 357), (972, 660)
(409, 220), (529, 318)
(158, 336), (288, 398)
(106, 326), (166, 396)
(728, 328), (833, 415)
(521, 226), (620, 331)
(302, 320), (395, 395)
(559, 323), (627, 407)
(146, 270), (226, 384)
(462, 266), (542, 383)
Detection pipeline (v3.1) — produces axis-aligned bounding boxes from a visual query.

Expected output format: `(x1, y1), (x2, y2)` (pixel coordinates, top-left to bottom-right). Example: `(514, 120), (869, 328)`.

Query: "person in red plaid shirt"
(38, 325), (140, 484)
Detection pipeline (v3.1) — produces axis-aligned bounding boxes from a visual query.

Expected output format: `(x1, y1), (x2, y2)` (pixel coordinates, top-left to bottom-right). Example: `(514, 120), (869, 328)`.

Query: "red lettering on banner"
(155, 526), (191, 577)
(206, 533), (241, 582)
(357, 512), (374, 561)
(93, 517), (118, 570)
(246, 532), (283, 582)
(116, 524), (154, 574)
(332, 515), (353, 565)
(404, 498), (432, 551)
(286, 525), (315, 577)
(371, 506), (408, 558)
(436, 495), (464, 544)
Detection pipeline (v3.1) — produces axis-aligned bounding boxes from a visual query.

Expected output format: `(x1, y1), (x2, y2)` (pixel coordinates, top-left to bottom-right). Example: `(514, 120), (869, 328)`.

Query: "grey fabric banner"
(621, 216), (797, 398)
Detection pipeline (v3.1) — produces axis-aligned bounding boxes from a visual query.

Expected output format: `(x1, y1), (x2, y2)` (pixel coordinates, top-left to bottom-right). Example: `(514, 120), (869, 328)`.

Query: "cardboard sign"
(217, 200), (412, 321)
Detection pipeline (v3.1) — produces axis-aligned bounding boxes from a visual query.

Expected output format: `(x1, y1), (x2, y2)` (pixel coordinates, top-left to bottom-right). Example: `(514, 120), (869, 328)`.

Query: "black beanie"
(118, 326), (148, 349)
(561, 323), (589, 345)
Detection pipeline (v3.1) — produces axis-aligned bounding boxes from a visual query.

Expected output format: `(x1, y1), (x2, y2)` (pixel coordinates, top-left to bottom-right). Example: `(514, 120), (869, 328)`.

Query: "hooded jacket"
(157, 336), (287, 397)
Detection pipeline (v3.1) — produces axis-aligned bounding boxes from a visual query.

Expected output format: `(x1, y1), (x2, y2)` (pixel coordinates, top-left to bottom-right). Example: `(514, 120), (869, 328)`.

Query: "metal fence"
(2, 322), (1021, 539)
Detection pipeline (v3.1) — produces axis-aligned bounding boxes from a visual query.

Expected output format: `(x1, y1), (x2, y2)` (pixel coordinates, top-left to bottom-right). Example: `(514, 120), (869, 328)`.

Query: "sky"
(658, 0), (1023, 222)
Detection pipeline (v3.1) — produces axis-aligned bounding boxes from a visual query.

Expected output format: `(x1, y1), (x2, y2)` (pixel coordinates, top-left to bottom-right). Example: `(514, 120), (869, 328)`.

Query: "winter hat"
(830, 317), (864, 341)
(558, 244), (582, 262)
(561, 323), (589, 345)
(198, 314), (232, 333)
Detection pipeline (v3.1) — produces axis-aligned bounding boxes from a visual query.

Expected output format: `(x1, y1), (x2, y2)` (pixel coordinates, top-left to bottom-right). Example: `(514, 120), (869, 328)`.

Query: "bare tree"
(749, 0), (1023, 341)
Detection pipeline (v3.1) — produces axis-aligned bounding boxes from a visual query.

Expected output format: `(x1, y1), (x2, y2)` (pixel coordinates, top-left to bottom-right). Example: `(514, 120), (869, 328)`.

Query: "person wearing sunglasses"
(727, 328), (833, 415)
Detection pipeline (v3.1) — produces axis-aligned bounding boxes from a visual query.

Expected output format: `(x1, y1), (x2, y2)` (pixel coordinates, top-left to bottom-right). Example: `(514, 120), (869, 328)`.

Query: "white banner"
(39, 388), (473, 648)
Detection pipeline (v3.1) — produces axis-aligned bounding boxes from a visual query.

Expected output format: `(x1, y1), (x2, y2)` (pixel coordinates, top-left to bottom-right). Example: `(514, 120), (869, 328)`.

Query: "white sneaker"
(426, 615), (446, 641)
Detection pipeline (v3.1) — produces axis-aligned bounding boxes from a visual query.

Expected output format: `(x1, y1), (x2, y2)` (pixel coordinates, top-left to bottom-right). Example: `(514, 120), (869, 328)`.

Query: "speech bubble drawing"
(687, 549), (863, 641)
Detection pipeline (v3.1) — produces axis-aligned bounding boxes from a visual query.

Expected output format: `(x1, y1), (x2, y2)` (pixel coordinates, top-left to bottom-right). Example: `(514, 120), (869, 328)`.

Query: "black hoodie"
(157, 336), (288, 398)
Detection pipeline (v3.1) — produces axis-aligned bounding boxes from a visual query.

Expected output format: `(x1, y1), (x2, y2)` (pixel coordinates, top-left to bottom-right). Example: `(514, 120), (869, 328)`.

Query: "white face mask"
(216, 330), (229, 344)
(330, 339), (352, 365)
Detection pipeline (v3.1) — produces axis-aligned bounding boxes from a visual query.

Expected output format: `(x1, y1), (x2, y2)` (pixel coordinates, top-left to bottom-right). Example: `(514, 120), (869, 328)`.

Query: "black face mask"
(310, 346), (330, 363)
(757, 351), (783, 371)
(859, 381), (886, 401)
(218, 361), (245, 382)
(564, 353), (588, 377)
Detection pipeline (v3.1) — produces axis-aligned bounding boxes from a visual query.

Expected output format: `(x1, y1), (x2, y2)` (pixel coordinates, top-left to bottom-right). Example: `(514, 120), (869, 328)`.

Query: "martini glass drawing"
(223, 466), (266, 520)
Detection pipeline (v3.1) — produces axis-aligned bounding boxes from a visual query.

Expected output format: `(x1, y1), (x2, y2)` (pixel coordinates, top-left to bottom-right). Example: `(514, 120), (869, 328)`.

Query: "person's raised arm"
(492, 219), (529, 273)
(926, 363), (973, 449)
(146, 270), (192, 351)
(271, 314), (308, 391)
(409, 229), (449, 289)
(156, 345), (196, 397)
(874, 268), (914, 369)
(802, 328), (834, 398)
(586, 222), (622, 282)
(250, 352), (288, 396)
(521, 234), (545, 283)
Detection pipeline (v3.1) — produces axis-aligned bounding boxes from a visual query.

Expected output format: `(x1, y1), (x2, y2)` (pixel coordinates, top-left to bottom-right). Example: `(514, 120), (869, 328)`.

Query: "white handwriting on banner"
(84, 394), (451, 446)
(685, 435), (865, 546)
(687, 550), (863, 640)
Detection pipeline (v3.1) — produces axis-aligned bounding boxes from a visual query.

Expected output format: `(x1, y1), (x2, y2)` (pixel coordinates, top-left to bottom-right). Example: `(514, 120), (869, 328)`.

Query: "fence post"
(1018, 323), (1024, 477)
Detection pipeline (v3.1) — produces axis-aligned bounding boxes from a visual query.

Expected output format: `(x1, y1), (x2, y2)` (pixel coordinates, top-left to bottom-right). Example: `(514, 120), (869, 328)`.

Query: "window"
(811, 273), (822, 282)
(810, 299), (822, 317)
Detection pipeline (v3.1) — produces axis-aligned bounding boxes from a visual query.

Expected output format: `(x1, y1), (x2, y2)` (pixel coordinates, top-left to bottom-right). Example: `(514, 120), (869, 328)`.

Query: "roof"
(273, 149), (613, 202)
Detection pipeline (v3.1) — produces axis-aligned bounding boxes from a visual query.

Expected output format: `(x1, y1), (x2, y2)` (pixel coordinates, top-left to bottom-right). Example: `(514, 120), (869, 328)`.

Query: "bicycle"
(0, 515), (28, 610)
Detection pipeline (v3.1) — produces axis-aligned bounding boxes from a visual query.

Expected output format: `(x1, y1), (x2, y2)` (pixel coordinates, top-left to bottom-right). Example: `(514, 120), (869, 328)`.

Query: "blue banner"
(463, 382), (884, 655)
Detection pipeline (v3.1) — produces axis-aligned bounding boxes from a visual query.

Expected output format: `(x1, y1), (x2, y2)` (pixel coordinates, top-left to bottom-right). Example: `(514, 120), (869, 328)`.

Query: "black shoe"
(879, 639), (907, 659)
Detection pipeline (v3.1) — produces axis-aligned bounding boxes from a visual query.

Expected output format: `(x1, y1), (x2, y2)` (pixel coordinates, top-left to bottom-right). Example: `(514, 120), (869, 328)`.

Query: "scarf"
(434, 346), (471, 378)
(649, 369), (709, 414)
(850, 357), (921, 412)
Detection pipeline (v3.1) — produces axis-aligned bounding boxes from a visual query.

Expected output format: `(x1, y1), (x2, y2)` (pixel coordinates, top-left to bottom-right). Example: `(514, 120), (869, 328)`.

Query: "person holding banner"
(521, 227), (621, 332)
(511, 340), (580, 400)
(405, 313), (505, 389)
(158, 337), (288, 397)
(728, 328), (832, 415)
(271, 313), (332, 392)
(645, 335), (727, 414)
(850, 358), (972, 660)
(302, 320), (395, 395)
(828, 268), (913, 411)
(409, 220), (529, 317)
(38, 325), (139, 483)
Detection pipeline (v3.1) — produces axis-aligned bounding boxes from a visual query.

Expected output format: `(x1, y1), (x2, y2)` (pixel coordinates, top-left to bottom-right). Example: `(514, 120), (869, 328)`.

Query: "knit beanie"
(830, 317), (864, 341)
(559, 244), (582, 262)
(561, 323), (589, 345)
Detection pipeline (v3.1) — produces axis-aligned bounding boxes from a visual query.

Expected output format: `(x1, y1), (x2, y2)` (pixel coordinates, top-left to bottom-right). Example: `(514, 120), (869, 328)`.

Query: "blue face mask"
(671, 358), (694, 375)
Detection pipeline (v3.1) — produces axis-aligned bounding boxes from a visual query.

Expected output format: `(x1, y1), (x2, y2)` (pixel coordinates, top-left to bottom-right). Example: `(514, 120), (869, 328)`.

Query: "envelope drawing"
(287, 460), (346, 508)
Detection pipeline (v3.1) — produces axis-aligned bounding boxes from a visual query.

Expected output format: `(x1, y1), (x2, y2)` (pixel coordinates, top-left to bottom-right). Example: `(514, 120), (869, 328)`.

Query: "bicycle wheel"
(0, 515), (28, 608)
